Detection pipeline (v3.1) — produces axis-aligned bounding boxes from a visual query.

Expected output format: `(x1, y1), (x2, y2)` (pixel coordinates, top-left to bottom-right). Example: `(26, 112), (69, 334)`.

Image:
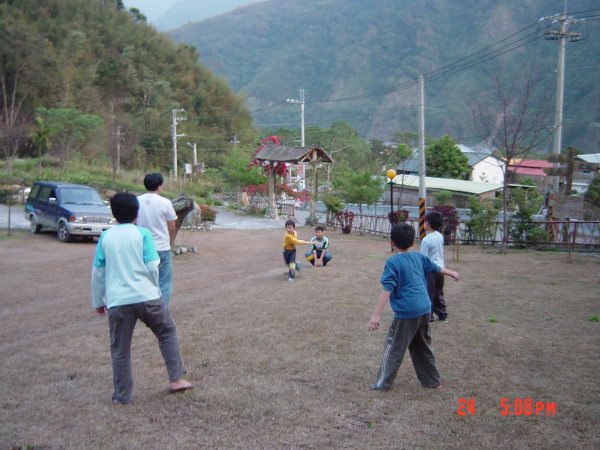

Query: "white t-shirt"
(136, 193), (177, 251)
(420, 230), (445, 268)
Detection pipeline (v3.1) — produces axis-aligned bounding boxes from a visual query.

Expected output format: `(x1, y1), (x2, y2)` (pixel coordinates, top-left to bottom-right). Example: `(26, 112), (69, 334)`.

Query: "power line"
(312, 10), (599, 105)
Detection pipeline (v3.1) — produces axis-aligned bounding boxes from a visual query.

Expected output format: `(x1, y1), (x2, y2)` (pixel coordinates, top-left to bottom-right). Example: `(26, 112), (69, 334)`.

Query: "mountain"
(0, 0), (251, 171)
(154, 0), (265, 31)
(169, 0), (600, 152)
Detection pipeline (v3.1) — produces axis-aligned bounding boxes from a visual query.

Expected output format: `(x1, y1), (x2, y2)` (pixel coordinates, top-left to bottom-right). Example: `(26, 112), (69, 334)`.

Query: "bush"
(199, 205), (217, 222)
(388, 209), (410, 225)
(336, 209), (355, 234)
(431, 205), (459, 245)
(466, 198), (499, 244)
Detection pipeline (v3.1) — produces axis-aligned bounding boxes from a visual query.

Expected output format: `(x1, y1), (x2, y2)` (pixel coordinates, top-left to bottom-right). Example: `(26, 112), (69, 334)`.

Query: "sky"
(122, 0), (258, 24)
(122, 0), (179, 22)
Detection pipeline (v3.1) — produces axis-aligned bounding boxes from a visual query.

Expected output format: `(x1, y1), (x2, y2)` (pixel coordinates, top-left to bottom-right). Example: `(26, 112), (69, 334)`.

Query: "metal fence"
(324, 211), (600, 250)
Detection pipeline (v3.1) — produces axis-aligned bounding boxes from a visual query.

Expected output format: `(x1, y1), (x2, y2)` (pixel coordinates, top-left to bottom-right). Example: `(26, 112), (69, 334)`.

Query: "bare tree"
(471, 68), (553, 251)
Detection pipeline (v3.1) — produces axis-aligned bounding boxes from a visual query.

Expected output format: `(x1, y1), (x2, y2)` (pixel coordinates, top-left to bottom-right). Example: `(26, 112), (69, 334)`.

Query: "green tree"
(334, 169), (384, 232)
(584, 175), (600, 207)
(509, 187), (547, 247)
(0, 8), (50, 174)
(425, 136), (471, 179)
(36, 107), (103, 168)
(334, 170), (383, 210)
(467, 197), (499, 244)
(221, 145), (266, 191)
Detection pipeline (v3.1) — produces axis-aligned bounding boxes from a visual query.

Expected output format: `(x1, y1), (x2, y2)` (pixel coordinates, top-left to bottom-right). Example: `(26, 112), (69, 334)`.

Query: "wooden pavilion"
(254, 143), (333, 220)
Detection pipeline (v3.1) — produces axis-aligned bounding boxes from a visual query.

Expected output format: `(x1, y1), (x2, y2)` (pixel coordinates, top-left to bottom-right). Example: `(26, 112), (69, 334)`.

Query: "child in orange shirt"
(282, 220), (308, 281)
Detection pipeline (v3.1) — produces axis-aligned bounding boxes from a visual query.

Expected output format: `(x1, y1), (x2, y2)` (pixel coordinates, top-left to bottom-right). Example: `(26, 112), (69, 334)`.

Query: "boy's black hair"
(143, 172), (164, 191)
(284, 219), (296, 228)
(425, 211), (444, 231)
(110, 191), (139, 224)
(315, 225), (324, 232)
(390, 223), (415, 250)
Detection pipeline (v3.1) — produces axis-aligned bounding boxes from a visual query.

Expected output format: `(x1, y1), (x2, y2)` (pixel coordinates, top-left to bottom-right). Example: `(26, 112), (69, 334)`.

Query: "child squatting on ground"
(304, 225), (332, 267)
(368, 223), (459, 391)
(282, 219), (308, 281)
(91, 192), (193, 404)
(420, 211), (449, 322)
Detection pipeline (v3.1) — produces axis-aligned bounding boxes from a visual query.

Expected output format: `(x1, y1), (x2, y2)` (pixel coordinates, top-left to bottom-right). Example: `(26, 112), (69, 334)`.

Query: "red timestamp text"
(456, 397), (557, 417)
(499, 397), (557, 416)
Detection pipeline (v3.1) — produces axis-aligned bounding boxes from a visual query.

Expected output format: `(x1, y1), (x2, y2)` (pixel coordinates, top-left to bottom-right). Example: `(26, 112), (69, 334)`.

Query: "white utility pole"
(187, 142), (197, 166)
(417, 75), (427, 240)
(543, 1), (581, 193)
(171, 108), (186, 180)
(115, 124), (122, 174)
(286, 88), (305, 147)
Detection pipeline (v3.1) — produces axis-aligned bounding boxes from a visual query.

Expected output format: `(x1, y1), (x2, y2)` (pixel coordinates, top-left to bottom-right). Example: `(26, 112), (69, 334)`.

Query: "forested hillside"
(170, 0), (600, 152)
(0, 0), (252, 175)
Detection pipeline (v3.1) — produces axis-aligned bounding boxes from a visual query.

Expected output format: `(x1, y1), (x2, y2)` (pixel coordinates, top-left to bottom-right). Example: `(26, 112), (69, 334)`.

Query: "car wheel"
(30, 216), (42, 234)
(57, 222), (72, 242)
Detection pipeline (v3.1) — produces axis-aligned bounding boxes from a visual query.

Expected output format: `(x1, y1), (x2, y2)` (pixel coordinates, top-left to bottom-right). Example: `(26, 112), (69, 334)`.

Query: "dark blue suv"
(24, 181), (115, 242)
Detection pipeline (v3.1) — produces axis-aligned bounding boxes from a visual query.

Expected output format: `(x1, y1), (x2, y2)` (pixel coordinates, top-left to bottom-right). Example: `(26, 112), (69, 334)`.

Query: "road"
(1, 204), (311, 232)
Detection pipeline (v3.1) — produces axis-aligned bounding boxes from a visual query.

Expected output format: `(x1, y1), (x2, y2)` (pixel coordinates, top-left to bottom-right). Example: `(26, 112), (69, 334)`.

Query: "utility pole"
(286, 88), (305, 147)
(115, 124), (122, 174)
(542, 1), (581, 193)
(417, 75), (427, 240)
(171, 108), (186, 180)
(187, 142), (197, 166)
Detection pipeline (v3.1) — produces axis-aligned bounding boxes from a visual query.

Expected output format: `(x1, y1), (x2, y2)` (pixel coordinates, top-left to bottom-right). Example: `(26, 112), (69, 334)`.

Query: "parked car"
(24, 181), (115, 242)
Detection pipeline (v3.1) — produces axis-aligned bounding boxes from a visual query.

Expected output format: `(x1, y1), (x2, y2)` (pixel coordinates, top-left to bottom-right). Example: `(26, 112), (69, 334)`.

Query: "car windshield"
(60, 188), (104, 206)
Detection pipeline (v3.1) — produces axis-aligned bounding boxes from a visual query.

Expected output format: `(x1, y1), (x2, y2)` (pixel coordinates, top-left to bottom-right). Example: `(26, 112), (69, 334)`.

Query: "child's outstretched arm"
(440, 267), (459, 281)
(368, 291), (390, 331)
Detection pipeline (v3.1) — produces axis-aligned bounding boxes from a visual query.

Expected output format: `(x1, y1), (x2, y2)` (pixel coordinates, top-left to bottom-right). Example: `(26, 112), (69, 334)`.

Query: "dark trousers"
(283, 249), (297, 278)
(426, 272), (447, 320)
(372, 314), (440, 389)
(108, 299), (187, 404)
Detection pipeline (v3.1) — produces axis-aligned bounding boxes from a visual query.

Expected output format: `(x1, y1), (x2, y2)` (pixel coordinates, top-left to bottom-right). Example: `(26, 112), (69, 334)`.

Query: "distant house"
(394, 144), (504, 185)
(507, 158), (553, 191)
(571, 153), (600, 194)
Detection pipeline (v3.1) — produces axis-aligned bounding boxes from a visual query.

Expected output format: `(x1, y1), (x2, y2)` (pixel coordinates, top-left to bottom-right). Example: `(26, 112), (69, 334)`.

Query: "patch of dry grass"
(0, 228), (598, 449)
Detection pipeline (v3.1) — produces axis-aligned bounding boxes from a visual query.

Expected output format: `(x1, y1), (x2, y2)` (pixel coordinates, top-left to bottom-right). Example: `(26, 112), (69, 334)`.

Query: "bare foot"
(169, 378), (194, 393)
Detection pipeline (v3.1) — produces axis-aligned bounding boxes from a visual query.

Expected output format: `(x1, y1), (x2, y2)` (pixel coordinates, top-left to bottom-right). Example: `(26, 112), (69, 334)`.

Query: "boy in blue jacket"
(368, 223), (459, 391)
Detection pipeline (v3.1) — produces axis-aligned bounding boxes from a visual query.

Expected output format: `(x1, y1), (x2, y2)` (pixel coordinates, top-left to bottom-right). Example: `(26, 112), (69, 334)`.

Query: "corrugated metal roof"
(396, 151), (493, 174)
(509, 159), (553, 169)
(576, 153), (600, 164)
(390, 175), (502, 195)
(510, 167), (547, 176)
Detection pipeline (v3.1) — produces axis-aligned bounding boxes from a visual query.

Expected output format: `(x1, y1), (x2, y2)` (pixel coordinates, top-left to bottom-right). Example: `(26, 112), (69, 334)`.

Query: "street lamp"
(386, 168), (397, 219)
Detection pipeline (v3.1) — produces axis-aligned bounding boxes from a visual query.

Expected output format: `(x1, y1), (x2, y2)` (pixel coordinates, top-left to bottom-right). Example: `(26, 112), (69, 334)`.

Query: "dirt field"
(1, 226), (599, 449)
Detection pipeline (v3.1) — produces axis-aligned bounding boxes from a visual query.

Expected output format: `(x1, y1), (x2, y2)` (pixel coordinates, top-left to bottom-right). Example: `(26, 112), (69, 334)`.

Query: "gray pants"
(372, 314), (440, 389)
(108, 299), (186, 404)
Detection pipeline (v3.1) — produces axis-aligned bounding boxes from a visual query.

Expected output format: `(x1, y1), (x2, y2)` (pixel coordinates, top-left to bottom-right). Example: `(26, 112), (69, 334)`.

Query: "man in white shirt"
(136, 173), (177, 307)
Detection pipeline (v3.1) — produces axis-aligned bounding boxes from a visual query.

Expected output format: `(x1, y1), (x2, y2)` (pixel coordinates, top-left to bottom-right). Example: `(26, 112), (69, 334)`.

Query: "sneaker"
(369, 384), (390, 391)
(429, 316), (435, 323)
(288, 277), (295, 282)
(439, 317), (448, 322)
